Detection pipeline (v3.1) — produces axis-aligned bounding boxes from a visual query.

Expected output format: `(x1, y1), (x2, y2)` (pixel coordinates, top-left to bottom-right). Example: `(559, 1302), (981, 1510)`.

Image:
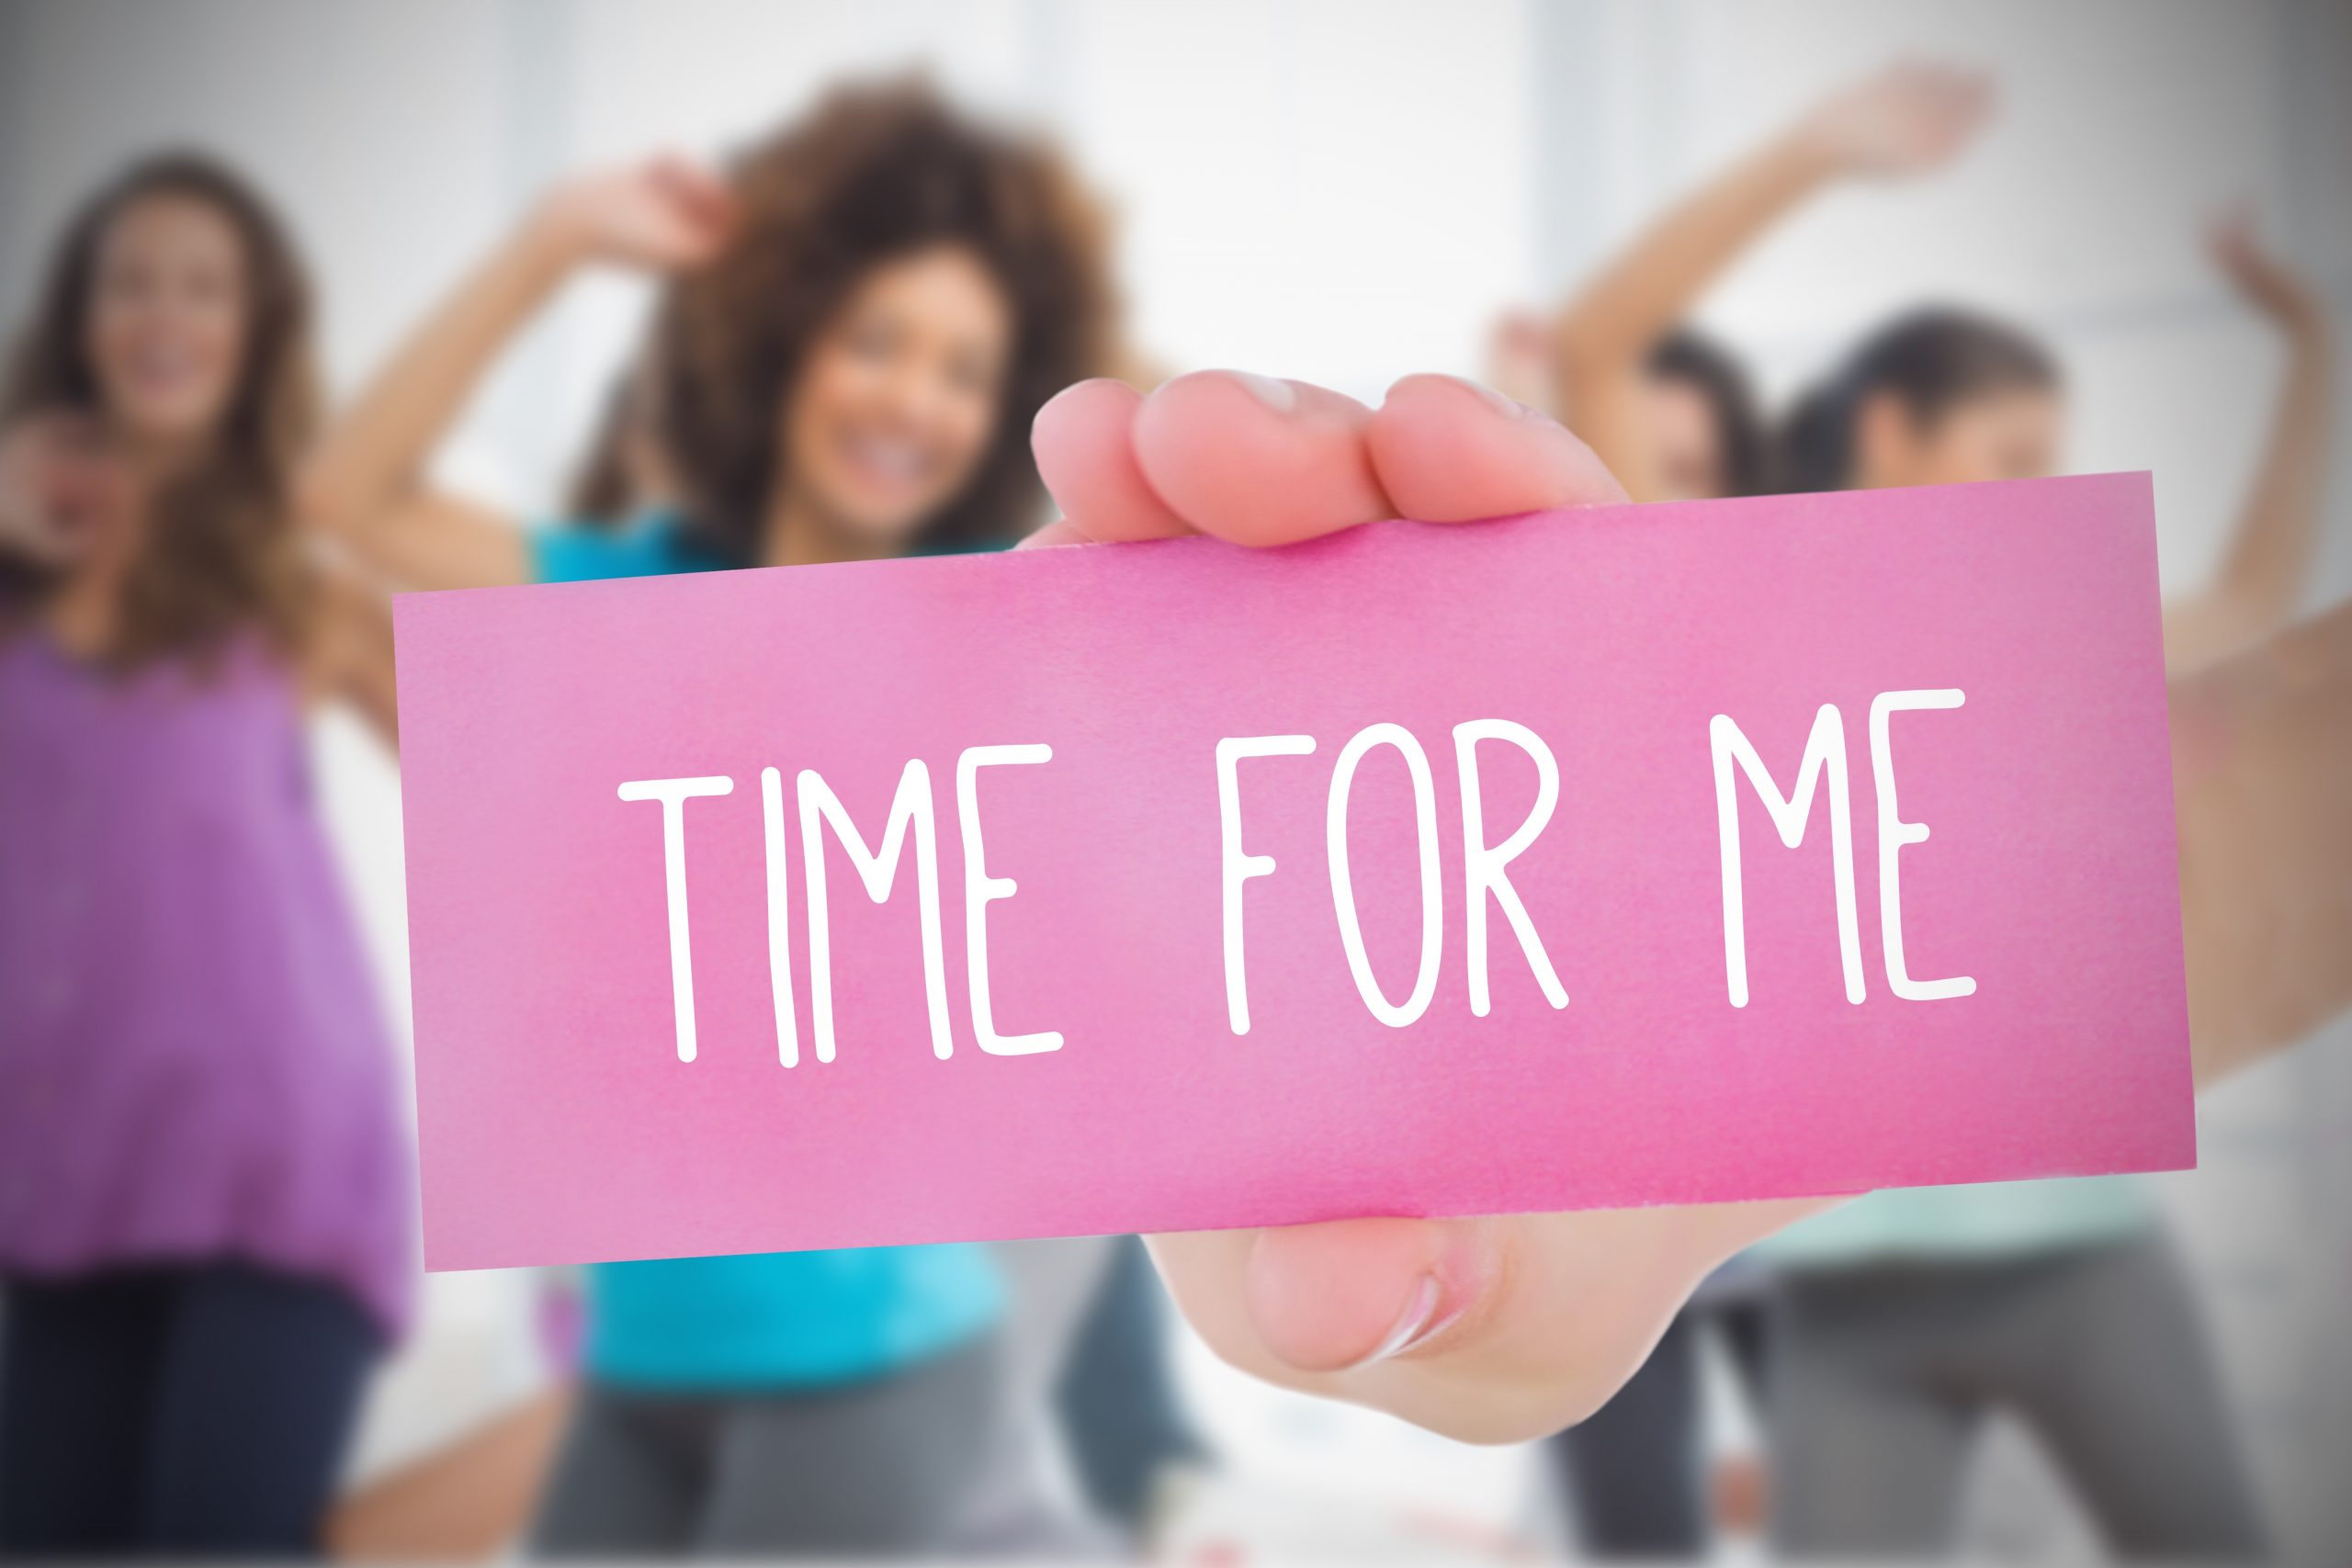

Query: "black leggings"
(0, 1259), (380, 1556)
(1053, 1235), (1210, 1529)
(1545, 1295), (1770, 1556)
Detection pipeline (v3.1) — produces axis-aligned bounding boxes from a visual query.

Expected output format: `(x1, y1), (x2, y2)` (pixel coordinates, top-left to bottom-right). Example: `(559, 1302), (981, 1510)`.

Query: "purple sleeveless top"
(0, 632), (415, 1338)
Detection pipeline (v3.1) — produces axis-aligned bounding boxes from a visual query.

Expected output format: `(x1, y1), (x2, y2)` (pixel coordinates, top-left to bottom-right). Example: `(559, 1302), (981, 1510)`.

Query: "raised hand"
(2159, 209), (2337, 669)
(0, 414), (130, 569)
(298, 152), (740, 590)
(537, 154), (738, 273)
(1027, 369), (1829, 1442)
(2209, 211), (2327, 333)
(1792, 62), (1995, 180)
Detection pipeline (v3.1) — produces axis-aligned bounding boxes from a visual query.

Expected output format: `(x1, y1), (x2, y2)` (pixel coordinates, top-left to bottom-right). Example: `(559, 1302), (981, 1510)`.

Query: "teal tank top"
(535, 513), (1002, 1388)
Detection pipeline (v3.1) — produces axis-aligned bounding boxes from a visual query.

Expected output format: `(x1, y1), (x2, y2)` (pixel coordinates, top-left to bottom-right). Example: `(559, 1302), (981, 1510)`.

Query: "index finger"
(1131, 370), (1395, 547)
(1366, 374), (1626, 522)
(1125, 370), (1628, 546)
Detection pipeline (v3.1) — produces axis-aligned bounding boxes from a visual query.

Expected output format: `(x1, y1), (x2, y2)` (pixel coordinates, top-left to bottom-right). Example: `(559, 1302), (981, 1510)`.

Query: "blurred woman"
(1513, 62), (1992, 504)
(301, 80), (1117, 1554)
(1751, 220), (2333, 1559)
(0, 153), (411, 1554)
(1781, 214), (2335, 671)
(1508, 62), (1989, 1555)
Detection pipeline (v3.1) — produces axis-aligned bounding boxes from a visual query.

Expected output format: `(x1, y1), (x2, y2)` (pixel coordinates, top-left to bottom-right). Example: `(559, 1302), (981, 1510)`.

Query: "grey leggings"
(532, 1331), (1004, 1556)
(1769, 1235), (2267, 1559)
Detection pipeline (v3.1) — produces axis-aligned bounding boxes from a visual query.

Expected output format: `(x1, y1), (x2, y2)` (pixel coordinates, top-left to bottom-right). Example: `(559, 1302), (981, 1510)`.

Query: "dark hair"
(567, 358), (662, 523)
(645, 78), (1117, 561)
(1, 151), (319, 666)
(1645, 329), (1767, 497)
(1775, 307), (2058, 493)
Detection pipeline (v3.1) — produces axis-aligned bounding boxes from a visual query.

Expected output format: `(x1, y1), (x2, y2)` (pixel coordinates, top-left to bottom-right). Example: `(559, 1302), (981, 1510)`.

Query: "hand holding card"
(1044, 371), (2350, 1443)
(1037, 373), (1964, 1440)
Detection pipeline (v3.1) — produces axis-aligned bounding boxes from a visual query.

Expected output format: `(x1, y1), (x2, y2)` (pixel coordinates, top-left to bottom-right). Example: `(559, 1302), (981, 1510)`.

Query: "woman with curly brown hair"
(0, 153), (412, 1553)
(303, 81), (1121, 1553)
(301, 79), (1114, 584)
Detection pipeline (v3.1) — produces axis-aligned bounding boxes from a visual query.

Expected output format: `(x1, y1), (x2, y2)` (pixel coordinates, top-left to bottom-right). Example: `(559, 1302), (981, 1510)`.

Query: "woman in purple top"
(0, 154), (412, 1554)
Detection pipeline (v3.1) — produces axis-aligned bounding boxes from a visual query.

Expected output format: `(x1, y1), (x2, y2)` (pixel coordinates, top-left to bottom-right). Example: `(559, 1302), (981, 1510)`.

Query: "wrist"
(2263, 299), (2333, 352)
(520, 186), (598, 273)
(1769, 123), (1845, 188)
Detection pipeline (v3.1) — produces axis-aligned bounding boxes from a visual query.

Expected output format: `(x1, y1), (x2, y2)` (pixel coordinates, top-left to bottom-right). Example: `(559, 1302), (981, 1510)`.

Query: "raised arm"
(2175, 597), (2352, 1085)
(297, 157), (734, 591)
(1548, 63), (1990, 501)
(2162, 218), (2337, 672)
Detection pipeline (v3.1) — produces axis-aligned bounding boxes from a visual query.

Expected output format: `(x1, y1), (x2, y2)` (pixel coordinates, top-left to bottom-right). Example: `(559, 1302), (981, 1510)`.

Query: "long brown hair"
(639, 78), (1118, 558)
(0, 151), (320, 666)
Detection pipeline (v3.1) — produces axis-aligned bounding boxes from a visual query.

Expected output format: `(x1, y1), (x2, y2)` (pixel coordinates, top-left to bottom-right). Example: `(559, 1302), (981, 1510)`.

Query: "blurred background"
(1, 0), (2347, 1560)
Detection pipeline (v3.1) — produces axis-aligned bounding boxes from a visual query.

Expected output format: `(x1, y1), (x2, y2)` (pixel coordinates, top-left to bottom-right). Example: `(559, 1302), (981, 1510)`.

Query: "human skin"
(1027, 367), (2352, 1444)
(1543, 62), (1992, 503)
(1030, 369), (1834, 1443)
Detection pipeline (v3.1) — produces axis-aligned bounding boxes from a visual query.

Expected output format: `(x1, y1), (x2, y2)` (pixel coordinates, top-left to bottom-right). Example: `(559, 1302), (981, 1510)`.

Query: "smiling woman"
(2, 153), (322, 664)
(298, 77), (1119, 588)
(0, 152), (410, 1556)
(650, 80), (1116, 563)
(295, 77), (1125, 1556)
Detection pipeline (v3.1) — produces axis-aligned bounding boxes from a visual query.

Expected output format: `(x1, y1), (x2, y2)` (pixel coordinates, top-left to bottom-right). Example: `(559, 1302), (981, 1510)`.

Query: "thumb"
(1151, 1196), (1838, 1444)
(1243, 1216), (1494, 1371)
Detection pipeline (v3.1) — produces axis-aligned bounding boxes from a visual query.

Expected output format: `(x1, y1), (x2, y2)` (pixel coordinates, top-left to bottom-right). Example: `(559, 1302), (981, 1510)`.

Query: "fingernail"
(1231, 371), (1299, 414)
(1442, 374), (1532, 420)
(1350, 1273), (1443, 1368)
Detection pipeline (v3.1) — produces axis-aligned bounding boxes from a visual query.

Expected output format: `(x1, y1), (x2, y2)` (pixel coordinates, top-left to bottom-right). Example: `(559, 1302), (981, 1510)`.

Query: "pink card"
(394, 473), (2192, 1271)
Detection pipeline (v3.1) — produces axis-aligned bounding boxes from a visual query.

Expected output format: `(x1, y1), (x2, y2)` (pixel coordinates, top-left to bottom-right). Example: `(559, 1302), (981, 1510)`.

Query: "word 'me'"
(1712, 689), (1976, 1008)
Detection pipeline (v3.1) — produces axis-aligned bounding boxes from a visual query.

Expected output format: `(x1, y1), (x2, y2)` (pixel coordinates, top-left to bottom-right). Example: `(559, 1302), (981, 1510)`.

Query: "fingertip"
(1031, 378), (1193, 543)
(1368, 374), (1628, 523)
(1132, 370), (1393, 547)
